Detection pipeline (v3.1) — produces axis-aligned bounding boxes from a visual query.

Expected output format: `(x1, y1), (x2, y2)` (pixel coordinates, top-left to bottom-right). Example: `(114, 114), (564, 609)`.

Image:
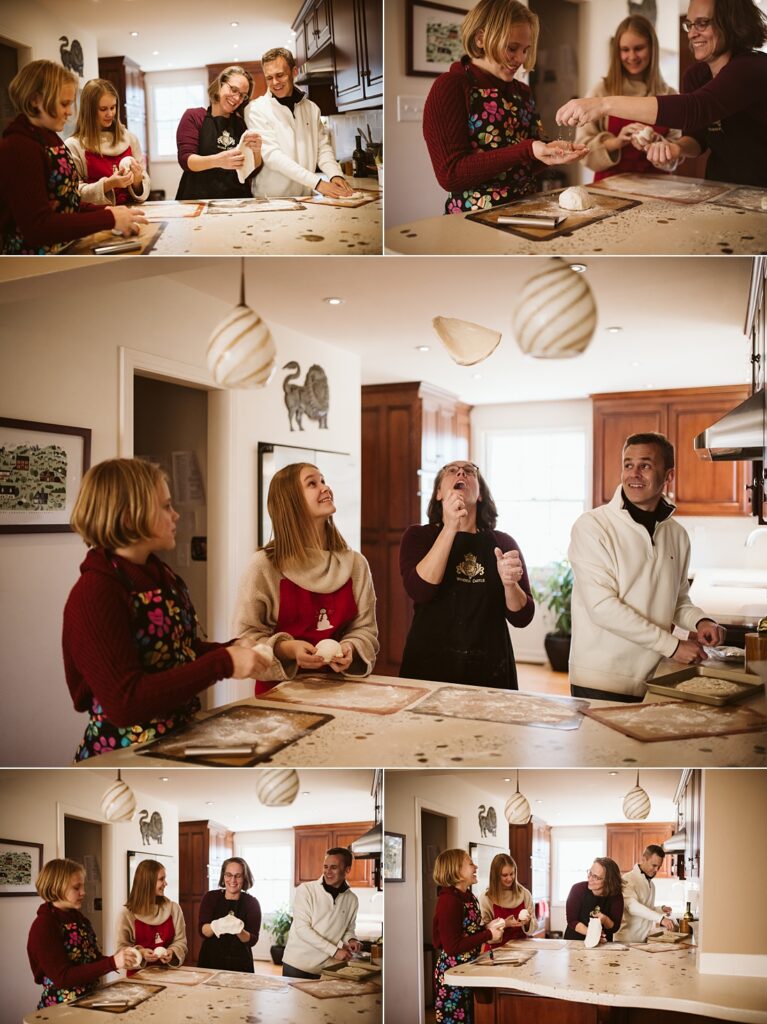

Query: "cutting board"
(582, 699), (767, 742)
(258, 676), (430, 715)
(466, 189), (639, 240)
(292, 977), (382, 998)
(64, 220), (166, 255)
(590, 173), (730, 204)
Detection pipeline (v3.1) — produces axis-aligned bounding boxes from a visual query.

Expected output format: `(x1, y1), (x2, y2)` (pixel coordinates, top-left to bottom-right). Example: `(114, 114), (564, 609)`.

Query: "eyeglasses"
(443, 463), (478, 477)
(587, 871), (605, 881)
(224, 84), (248, 99)
(224, 873), (244, 880)
(682, 17), (713, 32)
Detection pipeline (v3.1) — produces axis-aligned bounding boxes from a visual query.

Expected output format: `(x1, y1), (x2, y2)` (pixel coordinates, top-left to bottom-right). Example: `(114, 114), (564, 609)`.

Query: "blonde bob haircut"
(604, 15), (666, 96)
(8, 60), (78, 120)
(208, 65), (254, 109)
(70, 458), (168, 551)
(462, 0), (539, 71)
(263, 462), (349, 572)
(72, 78), (127, 153)
(486, 853), (525, 905)
(433, 848), (470, 888)
(126, 859), (169, 917)
(36, 858), (85, 903)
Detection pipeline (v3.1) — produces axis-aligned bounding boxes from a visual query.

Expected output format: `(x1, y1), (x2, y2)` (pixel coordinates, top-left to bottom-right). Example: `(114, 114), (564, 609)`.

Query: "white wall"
(0, 770), (179, 1024)
(0, 2), (99, 81)
(0, 266), (362, 764)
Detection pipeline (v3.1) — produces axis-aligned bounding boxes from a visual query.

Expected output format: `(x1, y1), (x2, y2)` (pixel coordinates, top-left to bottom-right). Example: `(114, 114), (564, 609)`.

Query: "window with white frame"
(238, 843), (292, 914)
(484, 429), (587, 569)
(152, 83), (206, 159)
(555, 838), (604, 902)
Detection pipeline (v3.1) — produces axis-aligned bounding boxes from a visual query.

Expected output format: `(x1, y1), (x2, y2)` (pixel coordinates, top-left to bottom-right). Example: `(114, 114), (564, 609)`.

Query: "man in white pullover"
(282, 847), (360, 978)
(615, 845), (676, 943)
(246, 48), (353, 199)
(568, 432), (725, 701)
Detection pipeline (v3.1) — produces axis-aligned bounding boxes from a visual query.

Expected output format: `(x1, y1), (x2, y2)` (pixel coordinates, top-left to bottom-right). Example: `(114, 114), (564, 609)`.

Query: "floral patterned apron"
(38, 913), (102, 1007)
(446, 63), (543, 214)
(434, 890), (484, 1024)
(3, 142), (81, 255)
(74, 558), (201, 761)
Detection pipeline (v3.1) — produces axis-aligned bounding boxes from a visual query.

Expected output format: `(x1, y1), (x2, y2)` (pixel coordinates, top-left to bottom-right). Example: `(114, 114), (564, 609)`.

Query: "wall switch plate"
(397, 96), (425, 122)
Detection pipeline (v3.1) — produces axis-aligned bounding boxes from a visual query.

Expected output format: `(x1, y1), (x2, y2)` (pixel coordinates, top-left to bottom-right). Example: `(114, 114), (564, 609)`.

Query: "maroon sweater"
(28, 903), (115, 990)
(655, 50), (767, 186)
(433, 887), (491, 955)
(62, 548), (233, 727)
(0, 114), (115, 248)
(423, 60), (540, 193)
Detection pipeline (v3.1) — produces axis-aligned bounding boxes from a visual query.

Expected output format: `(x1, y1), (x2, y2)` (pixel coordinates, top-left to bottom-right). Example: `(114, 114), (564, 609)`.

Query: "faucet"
(745, 527), (767, 547)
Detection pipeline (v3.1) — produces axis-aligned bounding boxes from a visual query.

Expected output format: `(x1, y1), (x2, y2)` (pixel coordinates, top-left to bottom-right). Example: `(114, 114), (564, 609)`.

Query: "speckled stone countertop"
(445, 939), (767, 1023)
(23, 969), (382, 1023)
(385, 177), (766, 255)
(71, 668), (767, 769)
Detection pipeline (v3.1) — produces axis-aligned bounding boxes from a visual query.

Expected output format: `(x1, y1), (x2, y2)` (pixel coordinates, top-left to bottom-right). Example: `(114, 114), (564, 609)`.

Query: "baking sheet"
(131, 967), (206, 985)
(310, 188), (380, 207)
(710, 185), (767, 213)
(581, 700), (767, 742)
(499, 939), (566, 951)
(320, 960), (382, 981)
(466, 189), (639, 240)
(631, 941), (694, 953)
(646, 665), (763, 706)
(136, 706), (333, 765)
(203, 970), (291, 991)
(590, 173), (730, 204)
(258, 676), (431, 715)
(292, 977), (382, 998)
(411, 686), (589, 729)
(205, 197), (305, 214)
(474, 949), (537, 966)
(64, 220), (166, 256)
(75, 981), (164, 1012)
(142, 201), (204, 219)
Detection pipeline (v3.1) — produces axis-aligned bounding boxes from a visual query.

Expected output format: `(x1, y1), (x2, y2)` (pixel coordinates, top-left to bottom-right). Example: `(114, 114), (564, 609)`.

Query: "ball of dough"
(154, 946), (168, 957)
(518, 908), (530, 922)
(315, 638), (343, 663)
(761, 196), (767, 211)
(636, 126), (656, 145)
(253, 642), (274, 663)
(124, 947), (142, 969)
(118, 156), (133, 173)
(559, 186), (594, 211)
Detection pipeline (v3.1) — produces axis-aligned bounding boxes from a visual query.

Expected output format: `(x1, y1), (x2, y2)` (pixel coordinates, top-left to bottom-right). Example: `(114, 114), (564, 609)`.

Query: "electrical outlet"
(397, 96), (425, 122)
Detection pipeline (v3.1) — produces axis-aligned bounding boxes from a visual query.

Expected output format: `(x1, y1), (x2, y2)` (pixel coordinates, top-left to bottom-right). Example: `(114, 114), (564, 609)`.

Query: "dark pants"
(282, 961), (320, 979)
(570, 684), (643, 704)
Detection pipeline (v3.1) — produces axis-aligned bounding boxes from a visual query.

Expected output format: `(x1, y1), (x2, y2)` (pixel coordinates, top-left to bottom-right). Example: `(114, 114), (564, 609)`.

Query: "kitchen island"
(445, 939), (767, 1024)
(64, 178), (381, 256)
(385, 175), (765, 255)
(22, 967), (381, 1024)
(70, 668), (767, 769)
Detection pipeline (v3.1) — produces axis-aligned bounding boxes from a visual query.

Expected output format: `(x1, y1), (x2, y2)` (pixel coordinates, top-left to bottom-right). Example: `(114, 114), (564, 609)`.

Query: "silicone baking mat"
(473, 949), (537, 966)
(258, 676), (430, 715)
(137, 706), (332, 765)
(590, 173), (730, 204)
(310, 188), (380, 208)
(581, 699), (767, 742)
(710, 185), (767, 213)
(292, 977), (382, 999)
(64, 220), (166, 255)
(466, 189), (639, 240)
(411, 686), (589, 729)
(131, 967), (206, 985)
(142, 201), (204, 219)
(75, 981), (164, 1012)
(204, 970), (291, 991)
(631, 941), (695, 953)
(205, 197), (305, 213)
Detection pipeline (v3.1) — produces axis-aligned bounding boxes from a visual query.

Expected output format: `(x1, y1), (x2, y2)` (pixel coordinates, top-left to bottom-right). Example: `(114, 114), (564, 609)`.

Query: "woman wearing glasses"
(399, 461), (534, 689)
(176, 65), (262, 199)
(564, 858), (624, 944)
(557, 0), (767, 187)
(198, 857), (261, 973)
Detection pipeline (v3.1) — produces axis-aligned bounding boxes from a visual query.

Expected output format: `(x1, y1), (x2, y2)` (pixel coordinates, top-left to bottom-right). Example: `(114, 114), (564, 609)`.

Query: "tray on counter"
(646, 665), (763, 706)
(75, 981), (164, 1012)
(581, 699), (767, 742)
(320, 960), (382, 982)
(589, 173), (730, 204)
(466, 189), (639, 240)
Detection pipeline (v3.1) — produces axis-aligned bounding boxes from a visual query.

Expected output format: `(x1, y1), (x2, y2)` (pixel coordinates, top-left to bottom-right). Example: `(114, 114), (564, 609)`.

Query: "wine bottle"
(352, 135), (367, 178)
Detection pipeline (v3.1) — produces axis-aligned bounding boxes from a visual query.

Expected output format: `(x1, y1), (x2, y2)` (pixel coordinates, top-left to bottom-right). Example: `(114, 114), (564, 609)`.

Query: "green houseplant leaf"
(531, 559), (573, 637)
(264, 906), (293, 947)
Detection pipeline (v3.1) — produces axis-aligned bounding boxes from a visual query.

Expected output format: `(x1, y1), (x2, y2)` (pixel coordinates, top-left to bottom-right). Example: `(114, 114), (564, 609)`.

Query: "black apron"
(400, 531), (518, 689)
(175, 109), (252, 200)
(197, 893), (254, 972)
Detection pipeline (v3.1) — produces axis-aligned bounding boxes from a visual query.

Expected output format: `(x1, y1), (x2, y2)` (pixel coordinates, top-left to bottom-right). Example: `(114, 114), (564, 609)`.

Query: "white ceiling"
(399, 768), (682, 827)
(0, 256), (753, 406)
(31, 0), (295, 73)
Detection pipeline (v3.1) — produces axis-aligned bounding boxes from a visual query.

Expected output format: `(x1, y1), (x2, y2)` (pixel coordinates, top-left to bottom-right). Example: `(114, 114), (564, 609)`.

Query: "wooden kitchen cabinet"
(606, 822), (674, 876)
(294, 821), (375, 887)
(591, 385), (750, 514)
(206, 61), (266, 102)
(507, 817), (551, 936)
(673, 769), (702, 881)
(332, 0), (383, 111)
(361, 382), (472, 676)
(97, 56), (147, 170)
(293, 0), (333, 59)
(179, 820), (234, 965)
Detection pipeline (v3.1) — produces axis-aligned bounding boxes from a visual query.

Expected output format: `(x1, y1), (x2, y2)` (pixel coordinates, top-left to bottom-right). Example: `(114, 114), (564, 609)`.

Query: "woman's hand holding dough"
(329, 641), (354, 673)
(275, 639), (326, 670)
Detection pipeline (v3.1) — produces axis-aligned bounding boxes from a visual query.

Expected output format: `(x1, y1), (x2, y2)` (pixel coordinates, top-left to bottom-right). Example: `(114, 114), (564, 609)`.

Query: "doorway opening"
(421, 808), (450, 1024)
(64, 816), (105, 948)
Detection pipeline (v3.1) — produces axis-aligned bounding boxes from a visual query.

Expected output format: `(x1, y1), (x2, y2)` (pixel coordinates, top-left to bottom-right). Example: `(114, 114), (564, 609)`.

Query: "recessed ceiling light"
(302, 791), (310, 796)
(569, 263), (587, 273)
(631, 361), (641, 367)
(324, 296), (344, 305)
(535, 799), (542, 804)
(231, 20), (240, 27)
(608, 771), (618, 776)
(130, 31), (139, 37)
(503, 777), (510, 782)
(607, 326), (622, 334)
(473, 373), (482, 380)
(152, 50), (159, 56)
(416, 345), (430, 352)
(205, 801), (213, 805)
(233, 44), (239, 49)
(160, 776), (169, 782)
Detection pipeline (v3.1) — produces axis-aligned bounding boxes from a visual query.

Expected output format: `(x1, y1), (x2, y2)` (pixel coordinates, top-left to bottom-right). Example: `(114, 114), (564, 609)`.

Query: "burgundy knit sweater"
(423, 59), (540, 193)
(28, 903), (115, 990)
(0, 115), (115, 247)
(62, 548), (233, 727)
(433, 887), (491, 955)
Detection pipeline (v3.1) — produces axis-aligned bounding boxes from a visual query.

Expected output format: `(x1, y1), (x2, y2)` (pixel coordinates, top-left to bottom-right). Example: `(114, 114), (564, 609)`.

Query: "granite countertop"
(445, 939), (767, 1023)
(385, 176), (766, 255)
(23, 968), (382, 1024)
(71, 668), (767, 769)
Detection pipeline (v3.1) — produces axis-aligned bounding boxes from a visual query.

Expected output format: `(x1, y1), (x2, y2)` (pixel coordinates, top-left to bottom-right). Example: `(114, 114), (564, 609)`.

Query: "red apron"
(85, 146), (134, 204)
(593, 116), (671, 181)
(129, 916), (176, 974)
(487, 897), (528, 947)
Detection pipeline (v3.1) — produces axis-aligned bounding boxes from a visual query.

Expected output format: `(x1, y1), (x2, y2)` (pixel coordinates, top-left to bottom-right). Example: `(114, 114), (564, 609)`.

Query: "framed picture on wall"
(127, 851), (175, 901)
(384, 832), (406, 882)
(469, 841), (498, 897)
(407, 0), (469, 77)
(0, 418), (91, 534)
(0, 838), (43, 896)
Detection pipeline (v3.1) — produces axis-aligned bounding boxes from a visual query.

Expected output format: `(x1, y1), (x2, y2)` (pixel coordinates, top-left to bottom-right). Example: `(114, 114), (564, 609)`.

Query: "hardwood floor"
(252, 959), (284, 976)
(516, 662), (570, 697)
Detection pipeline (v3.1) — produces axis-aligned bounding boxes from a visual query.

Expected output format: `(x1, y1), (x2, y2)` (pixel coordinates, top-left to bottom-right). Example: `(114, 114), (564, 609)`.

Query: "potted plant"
(532, 559), (573, 673)
(264, 906), (293, 966)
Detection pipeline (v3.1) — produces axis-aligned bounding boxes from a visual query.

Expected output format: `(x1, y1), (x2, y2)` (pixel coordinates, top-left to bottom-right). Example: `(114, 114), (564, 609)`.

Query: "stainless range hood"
(350, 822), (382, 858)
(693, 388), (765, 461)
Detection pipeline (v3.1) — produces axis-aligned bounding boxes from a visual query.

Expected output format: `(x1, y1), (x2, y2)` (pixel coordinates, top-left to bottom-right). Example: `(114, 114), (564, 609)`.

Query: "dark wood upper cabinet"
(97, 56), (147, 169)
(178, 820), (234, 965)
(294, 821), (375, 888)
(606, 823), (675, 877)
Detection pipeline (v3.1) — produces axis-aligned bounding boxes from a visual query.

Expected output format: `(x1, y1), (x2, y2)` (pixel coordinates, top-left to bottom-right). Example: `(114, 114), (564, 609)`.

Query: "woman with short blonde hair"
(117, 860), (187, 968)
(479, 854), (536, 946)
(63, 458), (269, 761)
(65, 78), (150, 206)
(233, 462), (379, 693)
(28, 858), (130, 1007)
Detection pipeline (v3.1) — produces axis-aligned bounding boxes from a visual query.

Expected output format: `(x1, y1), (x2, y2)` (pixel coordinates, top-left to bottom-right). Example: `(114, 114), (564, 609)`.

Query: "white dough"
(518, 908), (530, 922)
(636, 125), (656, 145)
(315, 638), (343, 663)
(559, 186), (594, 211)
(253, 642), (274, 664)
(124, 947), (142, 969)
(118, 156), (133, 173)
(761, 196), (767, 211)
(154, 946), (168, 957)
